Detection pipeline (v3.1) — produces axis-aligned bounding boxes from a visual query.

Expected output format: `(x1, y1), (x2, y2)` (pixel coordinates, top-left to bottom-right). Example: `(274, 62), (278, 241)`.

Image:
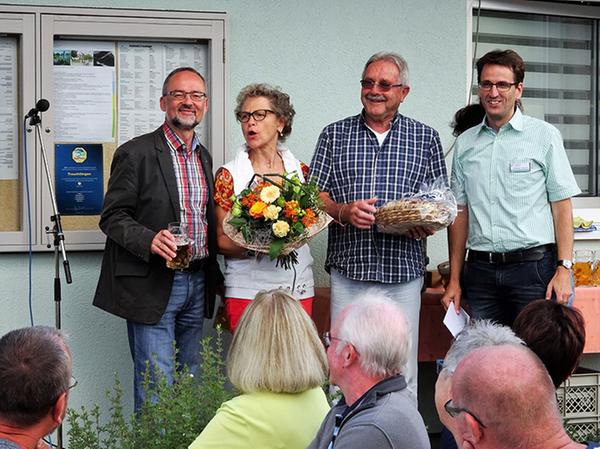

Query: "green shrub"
(67, 331), (234, 449)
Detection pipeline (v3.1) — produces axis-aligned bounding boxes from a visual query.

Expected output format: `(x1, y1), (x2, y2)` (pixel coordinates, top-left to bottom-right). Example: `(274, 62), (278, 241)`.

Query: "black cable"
(23, 117), (34, 326)
(444, 0), (483, 159)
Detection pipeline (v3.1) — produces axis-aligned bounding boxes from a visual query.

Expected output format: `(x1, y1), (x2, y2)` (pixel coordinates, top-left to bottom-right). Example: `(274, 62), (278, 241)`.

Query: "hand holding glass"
(166, 222), (192, 269)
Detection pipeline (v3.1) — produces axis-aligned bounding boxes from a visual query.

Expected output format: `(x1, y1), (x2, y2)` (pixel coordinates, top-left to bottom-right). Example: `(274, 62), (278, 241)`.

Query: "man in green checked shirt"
(442, 49), (580, 326)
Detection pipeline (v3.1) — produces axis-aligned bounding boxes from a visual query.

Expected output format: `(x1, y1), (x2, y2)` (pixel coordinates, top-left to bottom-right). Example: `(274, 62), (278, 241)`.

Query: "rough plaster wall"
(0, 0), (468, 434)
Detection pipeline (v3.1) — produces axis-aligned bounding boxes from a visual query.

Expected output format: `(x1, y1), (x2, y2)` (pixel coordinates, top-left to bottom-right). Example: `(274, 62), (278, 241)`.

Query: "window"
(473, 1), (598, 195)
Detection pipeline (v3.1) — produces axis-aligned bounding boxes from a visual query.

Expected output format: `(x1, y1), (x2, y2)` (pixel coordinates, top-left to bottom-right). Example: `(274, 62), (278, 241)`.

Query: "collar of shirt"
(162, 122), (200, 154)
(359, 109), (400, 131)
(479, 107), (524, 134)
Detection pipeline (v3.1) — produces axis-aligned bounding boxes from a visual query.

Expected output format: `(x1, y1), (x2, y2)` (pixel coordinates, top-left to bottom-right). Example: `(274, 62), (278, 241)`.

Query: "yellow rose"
(272, 220), (290, 238)
(260, 185), (281, 204)
(263, 205), (282, 221)
(249, 201), (268, 218)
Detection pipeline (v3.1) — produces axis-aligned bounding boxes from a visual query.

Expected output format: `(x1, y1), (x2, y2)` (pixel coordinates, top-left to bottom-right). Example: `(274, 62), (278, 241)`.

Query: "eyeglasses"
(478, 81), (518, 92)
(69, 376), (78, 390)
(360, 79), (404, 91)
(322, 331), (344, 349)
(165, 90), (207, 102)
(235, 109), (276, 123)
(444, 399), (486, 428)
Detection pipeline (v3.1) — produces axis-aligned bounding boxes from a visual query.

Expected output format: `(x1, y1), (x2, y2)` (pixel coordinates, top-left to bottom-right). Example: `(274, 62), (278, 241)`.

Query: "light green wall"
(0, 0), (468, 433)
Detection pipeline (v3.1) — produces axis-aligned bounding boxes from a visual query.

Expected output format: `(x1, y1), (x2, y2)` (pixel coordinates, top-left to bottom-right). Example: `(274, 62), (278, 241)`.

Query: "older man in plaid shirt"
(310, 51), (447, 401)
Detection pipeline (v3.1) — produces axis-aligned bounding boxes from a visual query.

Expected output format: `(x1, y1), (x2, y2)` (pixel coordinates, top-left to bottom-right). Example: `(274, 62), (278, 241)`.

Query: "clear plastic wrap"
(374, 177), (458, 235)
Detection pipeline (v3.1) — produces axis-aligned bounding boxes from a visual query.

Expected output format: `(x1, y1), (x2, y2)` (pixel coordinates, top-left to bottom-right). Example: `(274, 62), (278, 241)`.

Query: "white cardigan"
(221, 144), (315, 300)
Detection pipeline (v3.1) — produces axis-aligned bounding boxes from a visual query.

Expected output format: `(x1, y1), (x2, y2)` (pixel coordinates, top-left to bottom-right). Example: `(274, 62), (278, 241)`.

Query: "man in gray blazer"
(93, 67), (221, 411)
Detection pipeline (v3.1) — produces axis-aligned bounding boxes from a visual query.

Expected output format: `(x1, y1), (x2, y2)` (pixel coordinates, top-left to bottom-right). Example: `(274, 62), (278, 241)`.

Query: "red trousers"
(225, 297), (314, 332)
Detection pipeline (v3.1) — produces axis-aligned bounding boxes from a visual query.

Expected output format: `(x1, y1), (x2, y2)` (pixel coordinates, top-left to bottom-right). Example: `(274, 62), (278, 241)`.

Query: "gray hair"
(234, 83), (295, 142)
(442, 320), (523, 376)
(362, 51), (410, 86)
(338, 291), (410, 378)
(0, 326), (71, 427)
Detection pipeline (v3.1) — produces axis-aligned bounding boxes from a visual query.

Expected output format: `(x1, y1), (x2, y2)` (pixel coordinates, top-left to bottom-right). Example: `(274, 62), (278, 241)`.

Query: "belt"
(467, 244), (555, 264)
(178, 258), (206, 272)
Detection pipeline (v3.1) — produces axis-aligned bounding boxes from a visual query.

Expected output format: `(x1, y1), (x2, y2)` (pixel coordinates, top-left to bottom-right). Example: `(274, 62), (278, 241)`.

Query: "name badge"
(509, 161), (531, 173)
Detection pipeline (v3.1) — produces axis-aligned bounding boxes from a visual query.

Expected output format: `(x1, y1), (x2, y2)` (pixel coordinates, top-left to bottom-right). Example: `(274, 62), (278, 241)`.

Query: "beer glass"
(574, 249), (594, 287)
(166, 222), (192, 269)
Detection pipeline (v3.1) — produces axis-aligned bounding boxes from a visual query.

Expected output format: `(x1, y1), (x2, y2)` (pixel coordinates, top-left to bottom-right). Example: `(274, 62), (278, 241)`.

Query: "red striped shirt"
(162, 123), (208, 259)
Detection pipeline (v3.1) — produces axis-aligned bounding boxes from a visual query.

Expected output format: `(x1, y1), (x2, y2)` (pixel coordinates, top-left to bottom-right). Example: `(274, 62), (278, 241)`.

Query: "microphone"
(25, 99), (50, 119)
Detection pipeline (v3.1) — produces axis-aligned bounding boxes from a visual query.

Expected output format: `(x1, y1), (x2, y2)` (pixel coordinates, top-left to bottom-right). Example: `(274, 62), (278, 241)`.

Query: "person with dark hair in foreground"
(449, 345), (599, 449)
(0, 326), (72, 449)
(513, 299), (586, 388)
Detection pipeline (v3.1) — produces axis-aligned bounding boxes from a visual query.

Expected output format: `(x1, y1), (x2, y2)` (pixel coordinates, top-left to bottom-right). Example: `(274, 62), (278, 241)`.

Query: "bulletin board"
(0, 6), (226, 252)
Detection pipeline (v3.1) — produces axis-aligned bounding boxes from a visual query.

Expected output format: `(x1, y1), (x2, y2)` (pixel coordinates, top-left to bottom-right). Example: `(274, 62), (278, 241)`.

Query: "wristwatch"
(557, 259), (573, 270)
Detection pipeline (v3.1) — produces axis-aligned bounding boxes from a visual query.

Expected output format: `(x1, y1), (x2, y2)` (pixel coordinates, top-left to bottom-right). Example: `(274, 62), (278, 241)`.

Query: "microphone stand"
(27, 107), (72, 449)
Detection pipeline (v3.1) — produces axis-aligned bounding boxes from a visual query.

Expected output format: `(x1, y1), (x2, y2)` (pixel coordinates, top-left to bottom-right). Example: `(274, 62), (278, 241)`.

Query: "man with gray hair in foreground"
(0, 326), (73, 449)
(435, 321), (523, 449)
(307, 294), (429, 449)
(449, 344), (600, 449)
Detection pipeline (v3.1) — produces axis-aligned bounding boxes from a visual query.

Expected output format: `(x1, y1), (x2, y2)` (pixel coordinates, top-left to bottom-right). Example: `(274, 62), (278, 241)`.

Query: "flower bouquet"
(223, 172), (331, 269)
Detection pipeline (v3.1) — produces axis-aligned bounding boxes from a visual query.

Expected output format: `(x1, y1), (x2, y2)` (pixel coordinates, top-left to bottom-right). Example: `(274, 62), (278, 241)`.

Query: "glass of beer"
(574, 249), (594, 287)
(166, 222), (192, 269)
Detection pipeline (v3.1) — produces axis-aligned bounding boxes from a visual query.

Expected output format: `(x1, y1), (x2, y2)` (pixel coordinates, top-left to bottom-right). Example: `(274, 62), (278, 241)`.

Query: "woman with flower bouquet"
(214, 84), (316, 331)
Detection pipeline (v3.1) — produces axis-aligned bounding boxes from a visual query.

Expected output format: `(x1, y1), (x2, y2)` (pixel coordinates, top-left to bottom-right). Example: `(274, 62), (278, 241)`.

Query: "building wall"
(0, 0), (468, 425)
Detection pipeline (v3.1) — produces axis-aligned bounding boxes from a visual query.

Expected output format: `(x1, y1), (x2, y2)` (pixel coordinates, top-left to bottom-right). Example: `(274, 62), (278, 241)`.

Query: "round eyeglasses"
(235, 109), (275, 123)
(322, 331), (344, 349)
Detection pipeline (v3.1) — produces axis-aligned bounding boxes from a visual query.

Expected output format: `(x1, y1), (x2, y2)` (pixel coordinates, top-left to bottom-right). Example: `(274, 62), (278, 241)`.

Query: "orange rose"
(301, 208), (317, 228)
(284, 200), (300, 219)
(249, 201), (268, 218)
(241, 192), (259, 208)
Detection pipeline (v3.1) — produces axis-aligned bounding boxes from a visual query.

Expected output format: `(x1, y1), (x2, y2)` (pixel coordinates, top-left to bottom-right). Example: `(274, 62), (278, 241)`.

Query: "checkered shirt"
(163, 123), (208, 259)
(310, 112), (447, 283)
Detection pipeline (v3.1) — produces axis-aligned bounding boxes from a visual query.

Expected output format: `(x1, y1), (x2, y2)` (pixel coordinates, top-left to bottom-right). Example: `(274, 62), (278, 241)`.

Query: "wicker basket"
(375, 198), (457, 235)
(222, 211), (332, 255)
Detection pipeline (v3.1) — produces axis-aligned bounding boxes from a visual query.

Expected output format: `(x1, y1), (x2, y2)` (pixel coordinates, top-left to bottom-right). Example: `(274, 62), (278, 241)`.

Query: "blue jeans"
(330, 268), (423, 404)
(462, 250), (573, 327)
(127, 270), (205, 411)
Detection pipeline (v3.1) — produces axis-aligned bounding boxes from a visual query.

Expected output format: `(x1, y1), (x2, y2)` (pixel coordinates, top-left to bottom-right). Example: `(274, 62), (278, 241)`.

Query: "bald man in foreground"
(447, 345), (599, 449)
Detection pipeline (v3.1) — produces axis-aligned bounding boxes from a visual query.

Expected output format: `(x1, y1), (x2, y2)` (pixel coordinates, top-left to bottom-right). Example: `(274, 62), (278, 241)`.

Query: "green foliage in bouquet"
(227, 172), (324, 265)
(67, 330), (234, 449)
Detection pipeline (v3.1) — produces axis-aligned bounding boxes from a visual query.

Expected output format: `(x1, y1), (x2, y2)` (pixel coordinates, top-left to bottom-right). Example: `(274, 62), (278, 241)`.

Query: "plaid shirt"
(163, 123), (208, 260)
(310, 112), (447, 283)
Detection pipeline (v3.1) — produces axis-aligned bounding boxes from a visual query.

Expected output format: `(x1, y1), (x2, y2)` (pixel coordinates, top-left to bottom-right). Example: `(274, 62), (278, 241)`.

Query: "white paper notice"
(53, 41), (116, 142)
(118, 42), (208, 146)
(443, 306), (470, 338)
(0, 37), (18, 180)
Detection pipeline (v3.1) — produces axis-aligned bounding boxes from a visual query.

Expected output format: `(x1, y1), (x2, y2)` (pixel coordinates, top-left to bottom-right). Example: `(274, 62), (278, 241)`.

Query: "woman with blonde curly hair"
(189, 289), (329, 449)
